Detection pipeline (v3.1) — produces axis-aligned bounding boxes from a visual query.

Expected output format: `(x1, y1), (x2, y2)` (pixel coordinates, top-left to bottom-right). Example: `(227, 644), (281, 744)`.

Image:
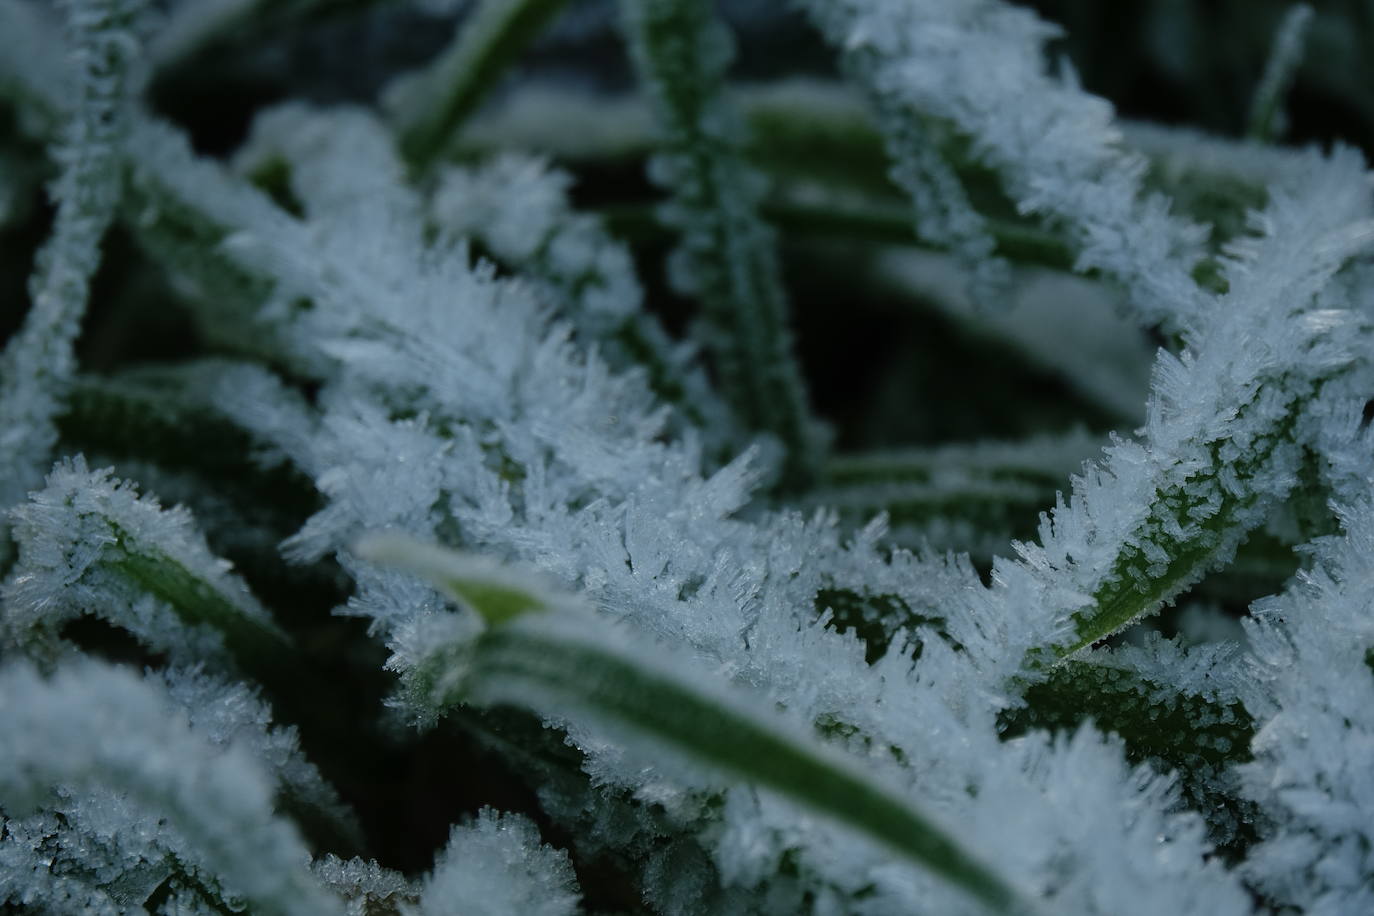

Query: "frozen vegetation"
(1, 0), (1372, 913)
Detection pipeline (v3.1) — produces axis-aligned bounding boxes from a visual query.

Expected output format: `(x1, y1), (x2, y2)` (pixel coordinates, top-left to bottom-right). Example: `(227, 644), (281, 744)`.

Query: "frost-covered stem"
(1247, 4), (1313, 143)
(797, 0), (1213, 336)
(851, 65), (1009, 299)
(0, 0), (143, 555)
(387, 0), (572, 168)
(619, 0), (821, 488)
(0, 661), (341, 916)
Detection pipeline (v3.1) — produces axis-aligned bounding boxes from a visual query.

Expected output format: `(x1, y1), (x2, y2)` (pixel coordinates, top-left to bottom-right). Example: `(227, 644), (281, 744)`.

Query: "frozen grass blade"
(357, 532), (1022, 915)
(797, 0), (1214, 335)
(0, 0), (145, 556)
(0, 660), (341, 916)
(619, 0), (822, 489)
(2, 456), (289, 669)
(984, 148), (1374, 677)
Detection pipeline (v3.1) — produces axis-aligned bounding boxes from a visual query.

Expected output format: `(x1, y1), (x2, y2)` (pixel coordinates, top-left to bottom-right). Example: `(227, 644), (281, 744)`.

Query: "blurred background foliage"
(5, 0), (1370, 453)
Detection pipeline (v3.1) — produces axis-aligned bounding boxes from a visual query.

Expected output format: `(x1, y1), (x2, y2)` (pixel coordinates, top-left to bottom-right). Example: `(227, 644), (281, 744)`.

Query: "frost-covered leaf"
(430, 153), (737, 448)
(798, 0), (1213, 333)
(0, 659), (341, 916)
(1002, 633), (1257, 850)
(2, 456), (288, 668)
(980, 146), (1374, 674)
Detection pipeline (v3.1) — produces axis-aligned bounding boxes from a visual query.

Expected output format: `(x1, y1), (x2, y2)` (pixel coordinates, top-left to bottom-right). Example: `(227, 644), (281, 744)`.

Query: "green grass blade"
(1247, 5), (1313, 143)
(389, 0), (572, 168)
(358, 533), (1023, 914)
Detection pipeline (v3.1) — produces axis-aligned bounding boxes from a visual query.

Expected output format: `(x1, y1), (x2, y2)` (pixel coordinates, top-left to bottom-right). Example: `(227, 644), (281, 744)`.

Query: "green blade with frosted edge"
(458, 624), (1017, 913)
(1038, 396), (1311, 664)
(5, 460), (293, 677)
(359, 534), (1021, 914)
(59, 372), (318, 520)
(110, 529), (292, 662)
(357, 533), (549, 626)
(391, 0), (573, 167)
(1000, 656), (1259, 858)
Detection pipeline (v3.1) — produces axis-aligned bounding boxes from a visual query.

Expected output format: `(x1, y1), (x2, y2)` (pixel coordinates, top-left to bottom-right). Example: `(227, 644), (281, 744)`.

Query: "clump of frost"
(413, 809), (581, 916)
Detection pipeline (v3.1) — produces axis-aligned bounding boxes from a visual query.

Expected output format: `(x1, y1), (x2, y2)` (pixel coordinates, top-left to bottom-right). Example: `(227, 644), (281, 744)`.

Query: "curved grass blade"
(357, 532), (1023, 914)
